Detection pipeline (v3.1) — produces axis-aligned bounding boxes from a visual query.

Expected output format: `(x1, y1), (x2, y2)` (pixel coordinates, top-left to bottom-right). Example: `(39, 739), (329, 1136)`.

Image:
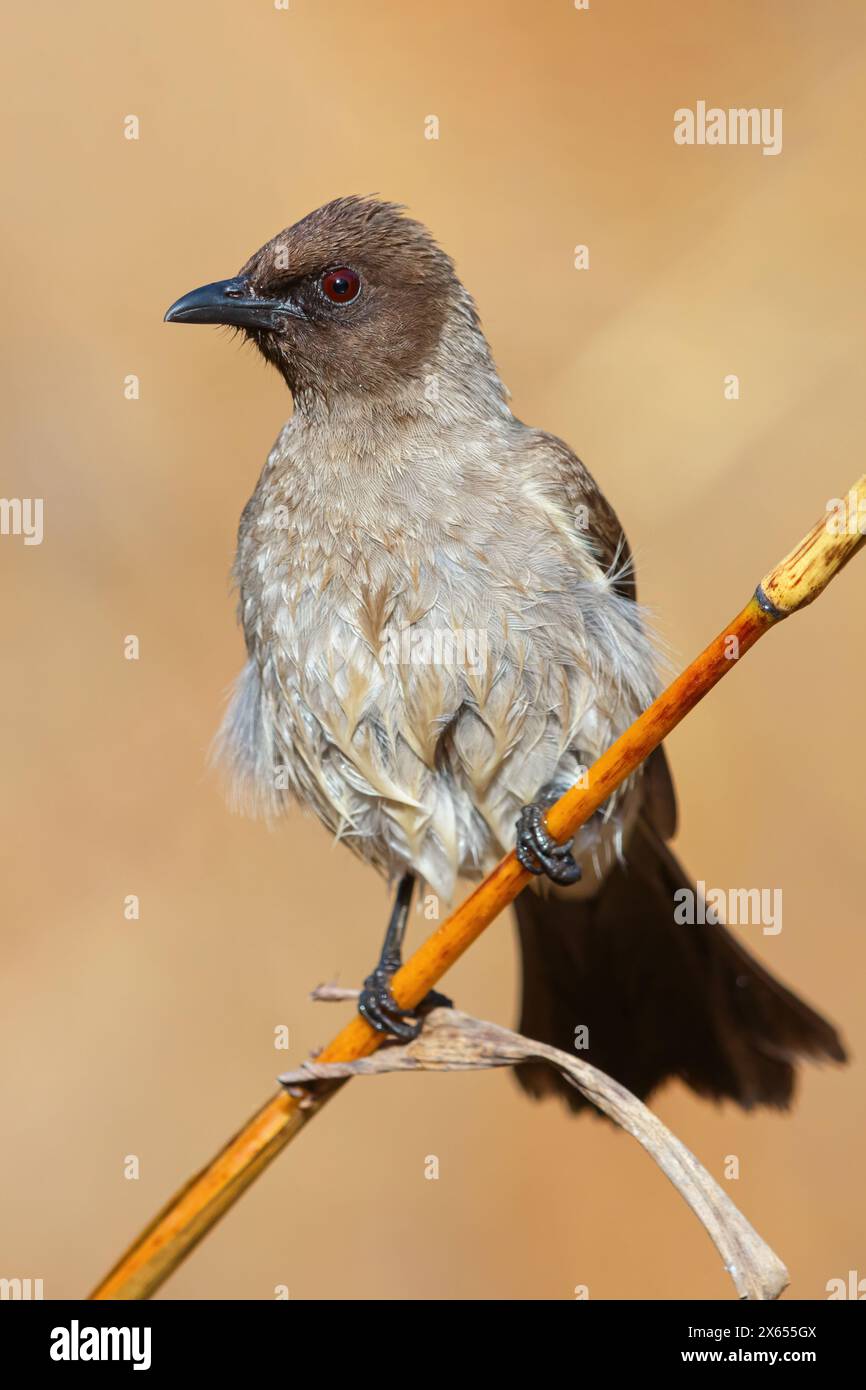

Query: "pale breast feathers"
(215, 424), (662, 901)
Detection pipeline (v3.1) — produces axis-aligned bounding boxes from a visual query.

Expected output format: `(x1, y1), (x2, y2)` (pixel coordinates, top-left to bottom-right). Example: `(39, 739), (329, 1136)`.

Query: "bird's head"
(165, 197), (462, 400)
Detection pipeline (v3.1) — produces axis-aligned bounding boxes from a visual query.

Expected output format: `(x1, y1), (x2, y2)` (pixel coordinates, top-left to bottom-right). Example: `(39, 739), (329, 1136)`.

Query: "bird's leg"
(358, 873), (451, 1040)
(516, 785), (582, 885)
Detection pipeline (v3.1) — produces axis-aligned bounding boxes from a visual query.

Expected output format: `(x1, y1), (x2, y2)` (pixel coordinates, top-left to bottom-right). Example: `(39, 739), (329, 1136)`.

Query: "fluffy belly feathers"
(219, 543), (655, 903)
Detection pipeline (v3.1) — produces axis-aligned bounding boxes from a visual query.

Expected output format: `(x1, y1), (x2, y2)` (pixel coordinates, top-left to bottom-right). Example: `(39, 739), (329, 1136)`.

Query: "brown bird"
(166, 197), (845, 1112)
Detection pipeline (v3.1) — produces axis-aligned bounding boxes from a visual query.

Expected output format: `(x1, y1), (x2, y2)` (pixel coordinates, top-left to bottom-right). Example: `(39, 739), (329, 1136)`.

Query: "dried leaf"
(281, 1004), (788, 1301)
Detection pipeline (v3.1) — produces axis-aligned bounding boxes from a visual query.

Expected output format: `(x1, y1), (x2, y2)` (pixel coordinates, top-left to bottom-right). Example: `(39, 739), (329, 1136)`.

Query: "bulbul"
(166, 197), (845, 1112)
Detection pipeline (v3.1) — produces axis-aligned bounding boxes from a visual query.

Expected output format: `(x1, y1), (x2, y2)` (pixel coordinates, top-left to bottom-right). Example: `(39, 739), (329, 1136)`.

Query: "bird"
(165, 196), (846, 1113)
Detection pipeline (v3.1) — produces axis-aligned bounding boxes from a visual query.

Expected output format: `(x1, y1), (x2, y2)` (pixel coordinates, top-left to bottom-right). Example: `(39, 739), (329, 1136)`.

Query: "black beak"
(164, 277), (296, 331)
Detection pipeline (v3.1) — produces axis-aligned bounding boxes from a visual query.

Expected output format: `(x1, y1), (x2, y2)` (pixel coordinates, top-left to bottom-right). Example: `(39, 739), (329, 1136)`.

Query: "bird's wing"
(526, 426), (678, 841)
(524, 426), (637, 598)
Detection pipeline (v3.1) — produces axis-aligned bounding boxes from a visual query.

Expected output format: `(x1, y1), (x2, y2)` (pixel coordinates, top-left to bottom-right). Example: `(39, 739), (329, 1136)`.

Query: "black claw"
(357, 872), (455, 1040)
(419, 989), (453, 1012)
(358, 965), (422, 1040)
(516, 802), (582, 885)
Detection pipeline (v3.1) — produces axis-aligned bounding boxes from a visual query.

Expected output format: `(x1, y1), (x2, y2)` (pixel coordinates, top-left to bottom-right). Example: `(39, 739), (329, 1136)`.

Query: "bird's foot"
(515, 799), (582, 884)
(417, 988), (453, 1013)
(358, 961), (452, 1040)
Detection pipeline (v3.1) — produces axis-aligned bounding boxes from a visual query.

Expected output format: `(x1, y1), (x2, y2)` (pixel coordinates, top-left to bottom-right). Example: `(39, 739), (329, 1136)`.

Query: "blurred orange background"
(1, 0), (864, 1300)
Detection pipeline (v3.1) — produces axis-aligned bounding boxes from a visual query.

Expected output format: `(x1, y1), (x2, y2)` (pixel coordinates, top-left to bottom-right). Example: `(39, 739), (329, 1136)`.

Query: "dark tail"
(514, 818), (847, 1113)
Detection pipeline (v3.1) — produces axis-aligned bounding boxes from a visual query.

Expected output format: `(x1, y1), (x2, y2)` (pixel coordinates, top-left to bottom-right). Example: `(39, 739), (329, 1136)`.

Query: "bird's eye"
(321, 267), (361, 304)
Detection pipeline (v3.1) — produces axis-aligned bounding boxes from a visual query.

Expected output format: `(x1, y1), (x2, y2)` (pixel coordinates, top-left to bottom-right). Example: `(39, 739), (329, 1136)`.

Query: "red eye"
(321, 267), (361, 304)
